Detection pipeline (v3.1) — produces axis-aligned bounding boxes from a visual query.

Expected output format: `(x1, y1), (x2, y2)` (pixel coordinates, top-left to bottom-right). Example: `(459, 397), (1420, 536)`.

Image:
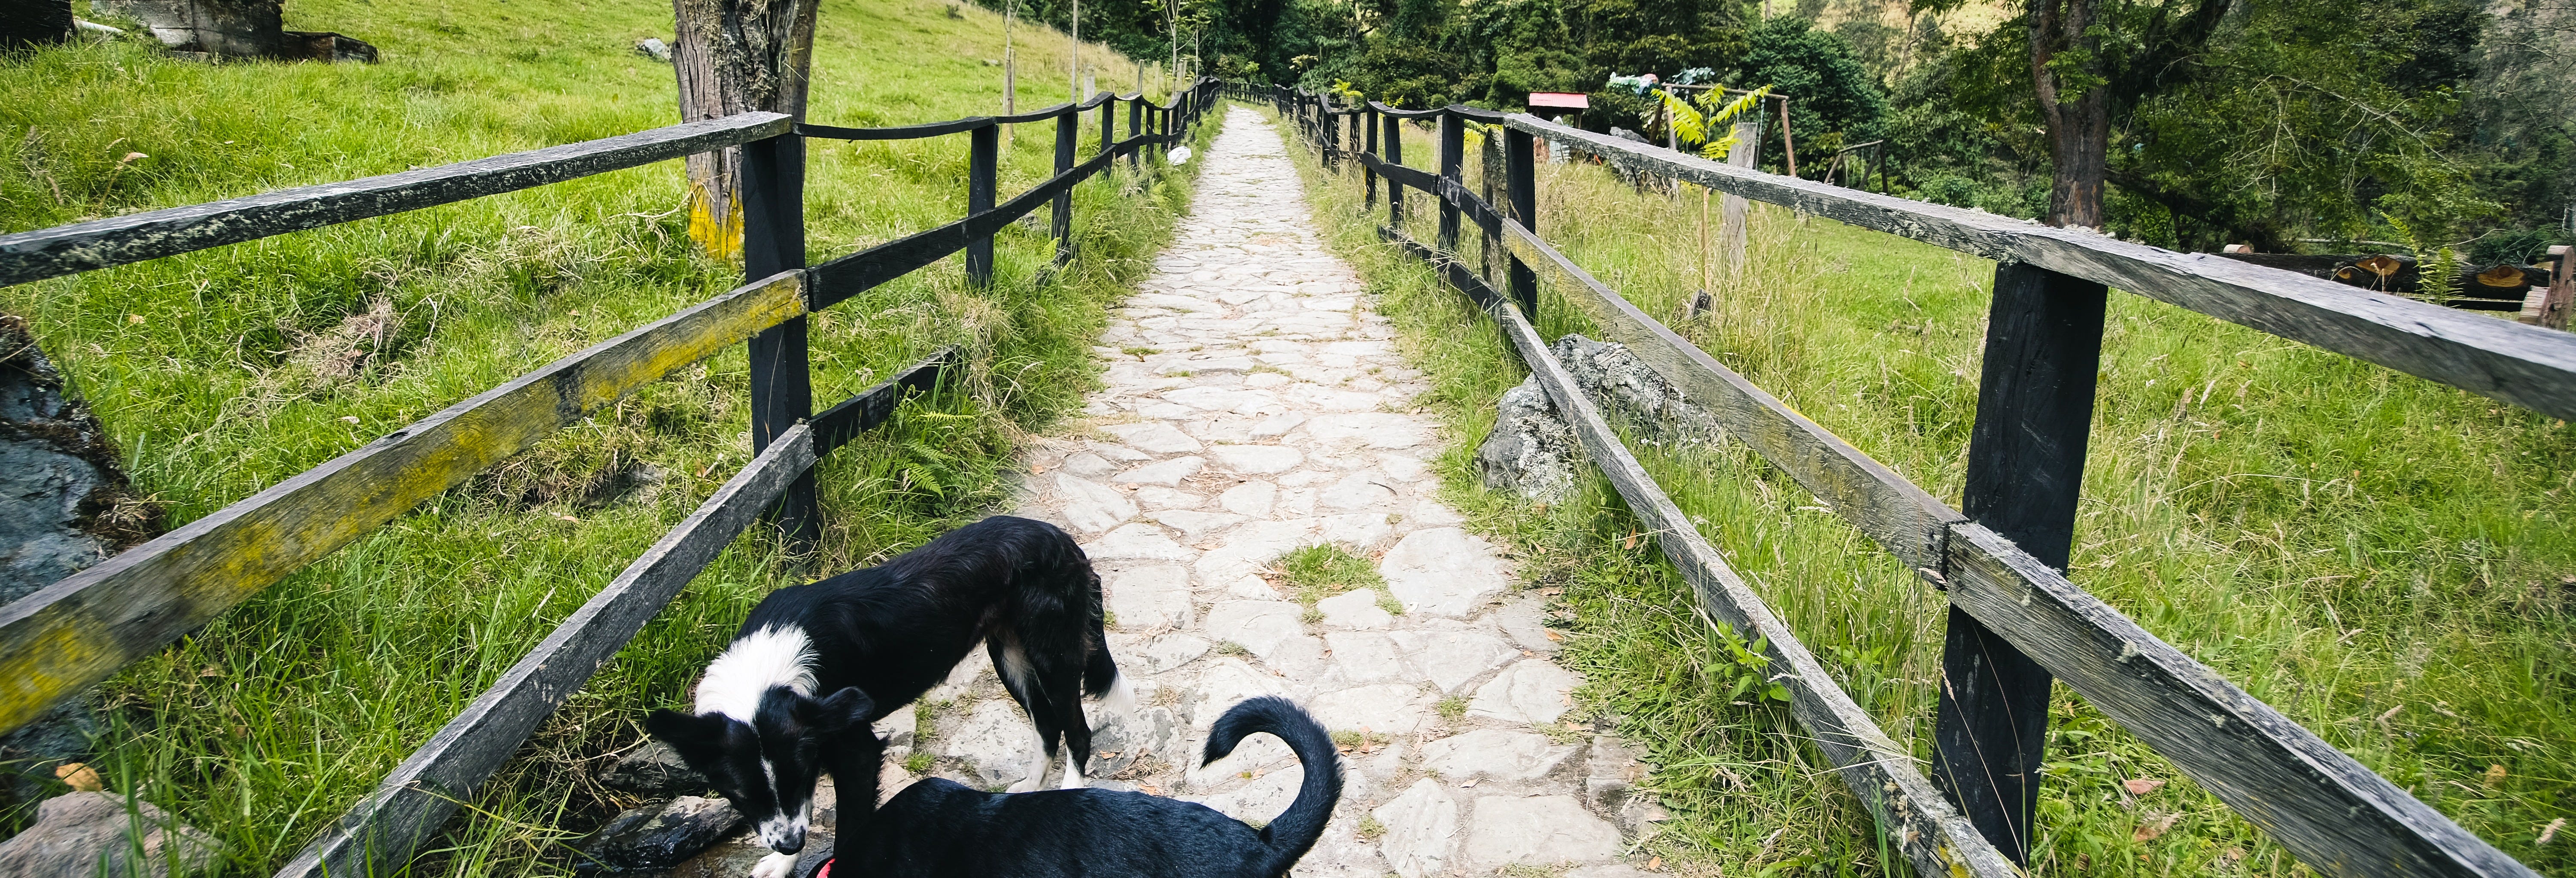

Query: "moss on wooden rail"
(0, 271), (808, 735)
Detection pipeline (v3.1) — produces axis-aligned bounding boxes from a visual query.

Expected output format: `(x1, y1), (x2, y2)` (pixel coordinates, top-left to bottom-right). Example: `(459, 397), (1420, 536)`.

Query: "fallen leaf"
(2486, 764), (2509, 787)
(1141, 784), (1162, 796)
(2132, 812), (2181, 843)
(126, 314), (144, 324)
(339, 416), (361, 425)
(55, 763), (101, 792)
(2541, 817), (2565, 845)
(1645, 856), (1662, 871)
(2123, 777), (2166, 796)
(555, 513), (580, 523)
(1543, 629), (1563, 642)
(120, 152), (147, 163)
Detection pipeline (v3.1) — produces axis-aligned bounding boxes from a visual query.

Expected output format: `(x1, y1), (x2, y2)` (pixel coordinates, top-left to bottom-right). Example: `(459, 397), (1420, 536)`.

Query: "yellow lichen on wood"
(0, 273), (806, 735)
(687, 179), (744, 258)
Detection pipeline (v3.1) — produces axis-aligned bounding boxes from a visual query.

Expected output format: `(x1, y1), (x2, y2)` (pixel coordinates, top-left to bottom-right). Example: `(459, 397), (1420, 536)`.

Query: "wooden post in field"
(1385, 111), (1406, 228)
(738, 132), (817, 551)
(1480, 131), (1505, 284)
(1777, 95), (1797, 178)
(1932, 262), (2108, 865)
(2523, 245), (2572, 330)
(1719, 114), (1762, 272)
(671, 0), (822, 257)
(1053, 109), (1076, 265)
(966, 124), (998, 286)
(1363, 106), (1379, 210)
(1437, 111), (1464, 255)
(1128, 95), (1143, 173)
(1505, 126), (1538, 318)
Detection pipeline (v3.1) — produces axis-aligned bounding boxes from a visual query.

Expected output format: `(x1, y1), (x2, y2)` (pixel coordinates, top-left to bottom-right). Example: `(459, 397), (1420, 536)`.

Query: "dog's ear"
(647, 708), (730, 749)
(799, 687), (874, 732)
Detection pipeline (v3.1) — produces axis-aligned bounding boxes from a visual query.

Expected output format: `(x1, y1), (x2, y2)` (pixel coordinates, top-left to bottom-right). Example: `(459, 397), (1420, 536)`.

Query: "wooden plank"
(275, 425), (817, 878)
(0, 113), (792, 288)
(796, 117), (995, 141)
(1479, 277), (2019, 878)
(1932, 262), (2108, 862)
(0, 271), (808, 735)
(1437, 115), (1464, 253)
(1498, 222), (1964, 574)
(1942, 523), (2539, 878)
(967, 125), (999, 286)
(807, 143), (1131, 310)
(811, 349), (957, 456)
(1504, 115), (2576, 422)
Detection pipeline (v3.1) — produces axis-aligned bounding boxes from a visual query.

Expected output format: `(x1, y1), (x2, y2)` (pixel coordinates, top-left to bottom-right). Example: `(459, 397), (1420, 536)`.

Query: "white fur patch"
(750, 851), (798, 878)
(1056, 743), (1087, 790)
(696, 625), (818, 722)
(1100, 668), (1136, 717)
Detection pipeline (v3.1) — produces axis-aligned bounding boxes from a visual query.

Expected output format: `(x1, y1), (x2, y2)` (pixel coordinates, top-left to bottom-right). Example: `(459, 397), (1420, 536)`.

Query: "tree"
(672, 0), (823, 257)
(2025, 0), (2106, 228)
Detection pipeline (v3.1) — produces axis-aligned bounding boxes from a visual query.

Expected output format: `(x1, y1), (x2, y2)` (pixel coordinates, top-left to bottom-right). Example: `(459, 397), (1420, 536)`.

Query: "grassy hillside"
(1290, 115), (2576, 875)
(1, 1), (1205, 873)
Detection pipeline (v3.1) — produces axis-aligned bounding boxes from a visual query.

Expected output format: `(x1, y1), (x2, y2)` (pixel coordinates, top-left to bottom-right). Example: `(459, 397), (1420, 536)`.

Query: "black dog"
(810, 695), (1342, 878)
(645, 516), (1127, 878)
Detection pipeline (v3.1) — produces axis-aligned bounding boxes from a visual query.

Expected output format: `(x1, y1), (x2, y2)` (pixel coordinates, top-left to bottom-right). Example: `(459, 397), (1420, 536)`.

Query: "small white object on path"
(902, 106), (1663, 876)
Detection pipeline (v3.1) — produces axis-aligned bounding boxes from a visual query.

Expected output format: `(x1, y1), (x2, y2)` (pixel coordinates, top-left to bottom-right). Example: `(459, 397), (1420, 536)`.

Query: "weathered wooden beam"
(807, 142), (1133, 310)
(274, 425), (817, 878)
(1942, 523), (2538, 877)
(1477, 264), (2017, 878)
(811, 349), (957, 456)
(0, 271), (808, 735)
(1504, 115), (2576, 422)
(0, 113), (793, 288)
(1497, 222), (1963, 574)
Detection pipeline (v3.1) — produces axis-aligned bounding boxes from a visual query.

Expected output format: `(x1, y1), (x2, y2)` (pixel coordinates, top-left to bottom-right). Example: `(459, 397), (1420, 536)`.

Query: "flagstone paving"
(880, 106), (1667, 877)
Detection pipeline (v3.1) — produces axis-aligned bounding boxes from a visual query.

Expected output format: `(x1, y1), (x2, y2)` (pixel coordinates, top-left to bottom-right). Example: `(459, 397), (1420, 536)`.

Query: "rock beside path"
(0, 792), (218, 878)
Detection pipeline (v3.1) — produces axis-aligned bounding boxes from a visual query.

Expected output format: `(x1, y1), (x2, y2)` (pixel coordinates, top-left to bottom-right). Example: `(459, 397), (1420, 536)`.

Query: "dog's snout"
(761, 819), (806, 854)
(771, 833), (804, 855)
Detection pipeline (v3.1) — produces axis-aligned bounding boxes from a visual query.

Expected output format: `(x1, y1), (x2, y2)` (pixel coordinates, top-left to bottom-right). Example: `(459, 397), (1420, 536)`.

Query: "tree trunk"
(2029, 0), (2105, 229)
(672, 0), (821, 257)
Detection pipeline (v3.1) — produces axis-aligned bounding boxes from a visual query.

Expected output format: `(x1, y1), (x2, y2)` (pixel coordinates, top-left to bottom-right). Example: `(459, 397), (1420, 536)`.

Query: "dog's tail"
(1203, 696), (1342, 877)
(1078, 561), (1132, 713)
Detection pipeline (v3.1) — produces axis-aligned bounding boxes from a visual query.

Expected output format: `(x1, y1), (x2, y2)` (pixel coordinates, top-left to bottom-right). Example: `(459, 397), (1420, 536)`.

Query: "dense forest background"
(983, 0), (2576, 261)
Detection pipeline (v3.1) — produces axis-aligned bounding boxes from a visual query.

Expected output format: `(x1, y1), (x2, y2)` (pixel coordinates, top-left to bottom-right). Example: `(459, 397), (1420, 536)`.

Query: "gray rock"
(1417, 729), (1577, 783)
(1314, 589), (1392, 629)
(1378, 528), (1510, 618)
(1473, 375), (1581, 502)
(1461, 794), (1622, 870)
(1307, 683), (1431, 735)
(598, 740), (708, 796)
(0, 792), (219, 878)
(941, 699), (1040, 787)
(1089, 705), (1182, 776)
(1372, 779), (1458, 878)
(1107, 565), (1194, 630)
(1103, 421), (1205, 455)
(633, 37), (671, 61)
(1469, 659), (1582, 725)
(1551, 334), (1720, 447)
(1391, 629), (1518, 693)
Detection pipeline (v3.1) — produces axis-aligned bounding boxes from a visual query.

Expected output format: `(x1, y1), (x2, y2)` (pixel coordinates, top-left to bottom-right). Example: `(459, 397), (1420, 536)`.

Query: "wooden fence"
(0, 77), (1218, 878)
(1234, 81), (2567, 878)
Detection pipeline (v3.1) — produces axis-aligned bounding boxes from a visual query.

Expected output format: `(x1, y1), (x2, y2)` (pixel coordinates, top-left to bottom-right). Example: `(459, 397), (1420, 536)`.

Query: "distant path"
(887, 106), (1661, 878)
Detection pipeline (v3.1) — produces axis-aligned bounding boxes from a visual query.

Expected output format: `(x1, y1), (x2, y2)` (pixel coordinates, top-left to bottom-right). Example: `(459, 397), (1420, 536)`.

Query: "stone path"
(869, 107), (1667, 878)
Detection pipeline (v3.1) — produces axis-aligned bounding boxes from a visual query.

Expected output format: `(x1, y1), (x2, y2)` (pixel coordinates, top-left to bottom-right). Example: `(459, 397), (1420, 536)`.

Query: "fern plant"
(1653, 85), (1772, 160)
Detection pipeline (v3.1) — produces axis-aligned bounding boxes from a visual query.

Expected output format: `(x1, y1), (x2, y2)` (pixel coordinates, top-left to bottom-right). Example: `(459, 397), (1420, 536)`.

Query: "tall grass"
(1, 1), (1212, 873)
(1288, 109), (2576, 876)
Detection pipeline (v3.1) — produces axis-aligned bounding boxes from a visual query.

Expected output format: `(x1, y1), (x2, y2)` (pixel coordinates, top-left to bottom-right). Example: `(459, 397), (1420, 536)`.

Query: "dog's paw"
(749, 852), (797, 878)
(1055, 769), (1087, 790)
(1005, 776), (1046, 794)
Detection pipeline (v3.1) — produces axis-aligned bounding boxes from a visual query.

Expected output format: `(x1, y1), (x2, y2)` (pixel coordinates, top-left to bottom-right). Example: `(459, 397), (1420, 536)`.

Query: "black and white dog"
(809, 695), (1343, 878)
(645, 516), (1129, 878)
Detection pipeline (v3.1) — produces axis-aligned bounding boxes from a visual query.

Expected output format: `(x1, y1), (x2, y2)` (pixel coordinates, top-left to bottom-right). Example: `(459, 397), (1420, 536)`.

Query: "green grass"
(1, 2), (1214, 874)
(1270, 543), (1383, 605)
(1289, 112), (2576, 875)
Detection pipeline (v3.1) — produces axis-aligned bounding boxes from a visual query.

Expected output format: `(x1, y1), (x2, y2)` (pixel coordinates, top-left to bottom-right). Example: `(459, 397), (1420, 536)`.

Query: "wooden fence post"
(1479, 131), (1505, 285)
(966, 124), (997, 286)
(1719, 114), (1762, 273)
(1325, 101), (1341, 170)
(1505, 127), (1538, 318)
(1932, 261), (2109, 865)
(738, 133), (817, 552)
(1384, 112), (1406, 229)
(1128, 97), (1142, 173)
(1099, 94), (1116, 172)
(1363, 106), (1379, 210)
(1054, 108), (1077, 266)
(1437, 111), (1464, 255)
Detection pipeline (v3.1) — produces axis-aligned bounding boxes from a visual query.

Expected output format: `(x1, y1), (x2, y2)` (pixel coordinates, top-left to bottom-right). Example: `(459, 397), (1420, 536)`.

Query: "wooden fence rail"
(0, 77), (1219, 878)
(1233, 80), (2549, 877)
